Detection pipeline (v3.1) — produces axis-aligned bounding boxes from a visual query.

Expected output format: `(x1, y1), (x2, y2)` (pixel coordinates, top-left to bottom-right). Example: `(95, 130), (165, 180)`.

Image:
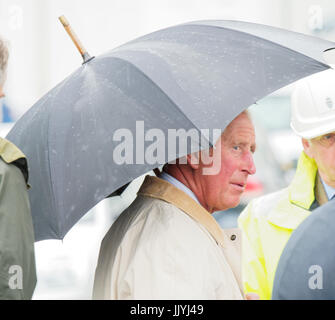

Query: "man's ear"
(302, 138), (314, 159)
(187, 152), (200, 169)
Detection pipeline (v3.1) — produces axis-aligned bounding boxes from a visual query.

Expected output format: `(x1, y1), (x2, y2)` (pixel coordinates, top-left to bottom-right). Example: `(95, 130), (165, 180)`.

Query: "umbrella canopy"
(272, 199), (335, 300)
(7, 20), (335, 241)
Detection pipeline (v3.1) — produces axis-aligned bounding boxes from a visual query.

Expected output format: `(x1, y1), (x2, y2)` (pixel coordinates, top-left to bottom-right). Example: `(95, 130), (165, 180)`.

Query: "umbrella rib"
(44, 67), (90, 240)
(46, 92), (63, 239)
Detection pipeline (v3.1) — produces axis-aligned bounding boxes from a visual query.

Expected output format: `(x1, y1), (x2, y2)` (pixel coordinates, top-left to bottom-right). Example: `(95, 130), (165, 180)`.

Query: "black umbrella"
(7, 18), (335, 241)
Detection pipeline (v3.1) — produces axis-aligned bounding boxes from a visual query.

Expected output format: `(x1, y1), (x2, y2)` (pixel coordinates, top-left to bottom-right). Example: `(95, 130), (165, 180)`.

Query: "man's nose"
(242, 152), (256, 175)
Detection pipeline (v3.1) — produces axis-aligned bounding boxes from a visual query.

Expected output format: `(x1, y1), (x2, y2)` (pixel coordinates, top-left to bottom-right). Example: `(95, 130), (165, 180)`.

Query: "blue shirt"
(320, 177), (335, 200)
(159, 171), (200, 205)
(0, 97), (13, 122)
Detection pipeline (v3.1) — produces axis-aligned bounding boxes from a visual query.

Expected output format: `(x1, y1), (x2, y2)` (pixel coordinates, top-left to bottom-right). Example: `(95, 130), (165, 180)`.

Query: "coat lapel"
(315, 172), (328, 206)
(138, 175), (244, 294)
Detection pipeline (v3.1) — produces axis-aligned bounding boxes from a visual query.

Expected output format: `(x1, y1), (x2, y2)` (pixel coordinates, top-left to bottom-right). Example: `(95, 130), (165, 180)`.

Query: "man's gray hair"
(0, 36), (9, 88)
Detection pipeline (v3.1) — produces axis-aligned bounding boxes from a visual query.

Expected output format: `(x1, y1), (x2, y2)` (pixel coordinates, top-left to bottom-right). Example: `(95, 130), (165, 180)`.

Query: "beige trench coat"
(93, 175), (244, 300)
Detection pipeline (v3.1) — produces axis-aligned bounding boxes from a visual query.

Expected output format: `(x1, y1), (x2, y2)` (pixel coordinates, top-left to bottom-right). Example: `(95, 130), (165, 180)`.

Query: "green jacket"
(0, 137), (36, 299)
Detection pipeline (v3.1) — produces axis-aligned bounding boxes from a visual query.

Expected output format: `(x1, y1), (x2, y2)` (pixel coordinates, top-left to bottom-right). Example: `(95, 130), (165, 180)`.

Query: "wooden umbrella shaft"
(59, 15), (91, 62)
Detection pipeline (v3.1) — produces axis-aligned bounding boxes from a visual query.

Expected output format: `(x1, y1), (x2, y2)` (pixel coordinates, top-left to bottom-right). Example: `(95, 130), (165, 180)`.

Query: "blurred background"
(0, 0), (335, 299)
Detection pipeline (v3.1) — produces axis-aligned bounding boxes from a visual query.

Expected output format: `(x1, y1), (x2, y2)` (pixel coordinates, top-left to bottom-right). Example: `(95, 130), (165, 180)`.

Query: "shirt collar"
(159, 171), (200, 205)
(320, 177), (335, 200)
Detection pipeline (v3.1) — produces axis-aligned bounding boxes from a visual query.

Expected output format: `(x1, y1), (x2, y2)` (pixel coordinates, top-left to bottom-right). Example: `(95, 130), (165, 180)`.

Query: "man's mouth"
(230, 182), (246, 191)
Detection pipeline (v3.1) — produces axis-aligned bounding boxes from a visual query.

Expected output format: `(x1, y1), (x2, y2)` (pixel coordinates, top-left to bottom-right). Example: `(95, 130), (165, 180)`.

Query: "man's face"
(303, 132), (335, 188)
(196, 112), (256, 213)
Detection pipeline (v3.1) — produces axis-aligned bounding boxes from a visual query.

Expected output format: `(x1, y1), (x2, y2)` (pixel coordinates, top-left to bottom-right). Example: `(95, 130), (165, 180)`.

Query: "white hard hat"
(290, 67), (335, 139)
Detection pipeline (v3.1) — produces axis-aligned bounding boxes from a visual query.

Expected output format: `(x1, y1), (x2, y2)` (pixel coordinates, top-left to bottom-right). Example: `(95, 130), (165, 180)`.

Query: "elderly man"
(93, 110), (257, 299)
(238, 68), (335, 300)
(0, 36), (36, 299)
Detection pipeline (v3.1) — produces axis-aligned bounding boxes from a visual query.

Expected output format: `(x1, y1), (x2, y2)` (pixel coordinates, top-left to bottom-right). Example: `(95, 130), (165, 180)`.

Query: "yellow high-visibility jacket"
(238, 151), (328, 300)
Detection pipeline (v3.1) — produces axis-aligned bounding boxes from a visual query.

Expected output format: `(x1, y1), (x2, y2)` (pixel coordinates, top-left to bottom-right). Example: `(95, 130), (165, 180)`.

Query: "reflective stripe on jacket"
(238, 151), (327, 300)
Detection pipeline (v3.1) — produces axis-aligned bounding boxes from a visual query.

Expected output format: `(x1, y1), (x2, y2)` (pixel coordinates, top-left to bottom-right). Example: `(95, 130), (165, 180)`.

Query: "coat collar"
(137, 175), (228, 248)
(315, 173), (329, 206)
(288, 151), (328, 208)
(267, 152), (328, 230)
(288, 151), (318, 209)
(0, 137), (29, 186)
(0, 137), (26, 164)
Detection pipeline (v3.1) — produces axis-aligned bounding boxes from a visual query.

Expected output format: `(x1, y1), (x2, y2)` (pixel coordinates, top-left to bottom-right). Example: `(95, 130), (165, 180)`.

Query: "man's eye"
(233, 146), (240, 151)
(316, 133), (335, 147)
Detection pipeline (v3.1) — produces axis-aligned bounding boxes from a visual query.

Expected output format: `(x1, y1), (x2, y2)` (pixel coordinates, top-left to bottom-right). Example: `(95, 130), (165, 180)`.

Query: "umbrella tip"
(58, 15), (95, 64)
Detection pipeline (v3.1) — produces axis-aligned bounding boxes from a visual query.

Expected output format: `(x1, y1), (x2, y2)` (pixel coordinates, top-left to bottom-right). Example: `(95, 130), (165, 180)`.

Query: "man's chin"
(214, 199), (241, 212)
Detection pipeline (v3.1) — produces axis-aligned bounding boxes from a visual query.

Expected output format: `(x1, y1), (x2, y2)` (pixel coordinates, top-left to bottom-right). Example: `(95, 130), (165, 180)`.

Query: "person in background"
(0, 38), (13, 123)
(238, 68), (335, 300)
(0, 35), (36, 299)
